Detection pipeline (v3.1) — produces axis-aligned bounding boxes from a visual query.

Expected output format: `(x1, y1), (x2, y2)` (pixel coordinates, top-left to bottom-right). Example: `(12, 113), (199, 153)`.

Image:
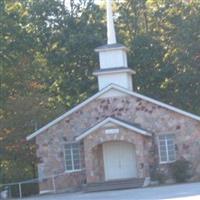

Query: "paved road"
(22, 182), (200, 200)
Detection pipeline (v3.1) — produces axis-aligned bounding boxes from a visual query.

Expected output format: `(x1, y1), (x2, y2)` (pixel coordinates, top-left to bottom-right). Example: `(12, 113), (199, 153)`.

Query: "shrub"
(171, 159), (191, 183)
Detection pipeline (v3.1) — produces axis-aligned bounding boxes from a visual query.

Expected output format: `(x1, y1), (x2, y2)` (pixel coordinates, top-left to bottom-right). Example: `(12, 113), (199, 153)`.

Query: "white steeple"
(94, 0), (135, 91)
(106, 0), (117, 44)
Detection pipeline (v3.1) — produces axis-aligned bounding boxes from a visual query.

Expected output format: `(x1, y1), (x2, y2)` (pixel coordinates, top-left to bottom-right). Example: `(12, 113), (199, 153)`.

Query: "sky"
(65, 0), (101, 7)
(65, 0), (125, 7)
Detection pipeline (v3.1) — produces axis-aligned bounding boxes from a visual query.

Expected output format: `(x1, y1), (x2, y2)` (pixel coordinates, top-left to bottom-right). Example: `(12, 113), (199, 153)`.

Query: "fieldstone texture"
(35, 93), (200, 192)
(83, 125), (152, 183)
(39, 171), (86, 193)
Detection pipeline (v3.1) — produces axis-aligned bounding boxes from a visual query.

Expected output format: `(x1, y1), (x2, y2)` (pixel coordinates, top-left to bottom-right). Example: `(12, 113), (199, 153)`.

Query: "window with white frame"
(158, 134), (176, 163)
(64, 143), (81, 171)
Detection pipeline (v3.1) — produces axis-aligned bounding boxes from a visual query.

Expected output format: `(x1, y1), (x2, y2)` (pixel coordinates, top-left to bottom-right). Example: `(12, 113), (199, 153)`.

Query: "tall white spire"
(94, 0), (135, 91)
(106, 0), (117, 44)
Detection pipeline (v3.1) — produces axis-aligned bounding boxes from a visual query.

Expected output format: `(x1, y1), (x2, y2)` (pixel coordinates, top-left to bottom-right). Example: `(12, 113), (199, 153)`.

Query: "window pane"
(66, 166), (73, 171)
(167, 135), (174, 140)
(74, 165), (80, 170)
(65, 144), (73, 170)
(65, 151), (71, 165)
(168, 149), (175, 153)
(66, 161), (73, 170)
(159, 135), (166, 140)
(72, 143), (79, 148)
(159, 135), (167, 163)
(64, 143), (81, 171)
(73, 149), (79, 155)
(160, 152), (167, 158)
(72, 145), (80, 169)
(65, 150), (71, 156)
(159, 141), (166, 146)
(160, 145), (167, 151)
(65, 153), (71, 159)
(66, 160), (72, 166)
(65, 147), (71, 153)
(167, 135), (175, 162)
(167, 144), (174, 149)
(74, 159), (80, 169)
(72, 145), (81, 170)
(65, 144), (72, 149)
(160, 155), (167, 162)
(167, 139), (173, 144)
(159, 134), (176, 163)
(73, 155), (80, 161)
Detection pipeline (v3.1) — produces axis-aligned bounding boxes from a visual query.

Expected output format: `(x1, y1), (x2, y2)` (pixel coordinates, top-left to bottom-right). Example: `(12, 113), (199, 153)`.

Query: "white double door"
(103, 141), (137, 181)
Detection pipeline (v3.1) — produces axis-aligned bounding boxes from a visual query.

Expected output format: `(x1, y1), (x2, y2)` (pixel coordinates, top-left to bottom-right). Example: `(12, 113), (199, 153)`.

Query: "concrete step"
(84, 178), (144, 192)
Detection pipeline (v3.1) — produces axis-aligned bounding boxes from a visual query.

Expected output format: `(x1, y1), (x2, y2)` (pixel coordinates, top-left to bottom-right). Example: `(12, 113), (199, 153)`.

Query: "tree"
(117, 0), (200, 114)
(1, 0), (199, 184)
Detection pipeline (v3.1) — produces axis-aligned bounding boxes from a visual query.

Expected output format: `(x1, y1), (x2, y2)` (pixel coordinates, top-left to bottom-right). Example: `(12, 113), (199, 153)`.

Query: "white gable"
(98, 88), (128, 98)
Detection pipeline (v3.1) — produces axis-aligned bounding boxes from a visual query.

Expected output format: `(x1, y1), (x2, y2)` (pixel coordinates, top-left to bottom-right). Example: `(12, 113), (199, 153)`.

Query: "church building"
(27, 0), (200, 193)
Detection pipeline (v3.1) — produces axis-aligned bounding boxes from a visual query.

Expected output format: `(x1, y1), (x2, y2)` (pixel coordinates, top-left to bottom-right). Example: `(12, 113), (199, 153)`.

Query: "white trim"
(26, 86), (115, 141)
(95, 46), (128, 52)
(93, 68), (135, 76)
(76, 117), (152, 141)
(27, 84), (200, 141)
(159, 160), (176, 165)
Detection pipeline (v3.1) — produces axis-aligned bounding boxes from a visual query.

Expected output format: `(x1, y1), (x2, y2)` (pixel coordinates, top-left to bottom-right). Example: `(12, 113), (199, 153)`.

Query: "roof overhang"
(93, 67), (136, 76)
(26, 84), (200, 141)
(95, 43), (128, 52)
(76, 117), (152, 141)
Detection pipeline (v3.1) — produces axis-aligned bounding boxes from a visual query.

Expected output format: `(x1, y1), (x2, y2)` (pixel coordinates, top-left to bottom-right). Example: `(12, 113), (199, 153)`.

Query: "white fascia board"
(95, 46), (128, 52)
(26, 85), (115, 141)
(113, 85), (200, 122)
(93, 69), (136, 76)
(76, 117), (151, 141)
(27, 84), (200, 141)
(98, 84), (200, 122)
(109, 118), (151, 136)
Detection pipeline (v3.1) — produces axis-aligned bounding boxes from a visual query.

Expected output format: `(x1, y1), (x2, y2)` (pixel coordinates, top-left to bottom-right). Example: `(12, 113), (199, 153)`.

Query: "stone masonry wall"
(83, 125), (152, 183)
(36, 94), (200, 191)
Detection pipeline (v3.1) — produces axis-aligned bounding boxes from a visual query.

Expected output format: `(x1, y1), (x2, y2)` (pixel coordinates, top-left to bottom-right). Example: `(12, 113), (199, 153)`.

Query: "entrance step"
(84, 178), (145, 192)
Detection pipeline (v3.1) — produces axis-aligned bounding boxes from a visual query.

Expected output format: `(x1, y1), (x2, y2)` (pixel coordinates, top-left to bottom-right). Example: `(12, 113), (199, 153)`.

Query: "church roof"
(26, 84), (200, 141)
(76, 117), (152, 141)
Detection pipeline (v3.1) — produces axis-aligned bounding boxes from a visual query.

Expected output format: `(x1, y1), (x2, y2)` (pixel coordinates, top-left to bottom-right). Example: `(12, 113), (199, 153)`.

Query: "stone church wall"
(35, 94), (200, 191)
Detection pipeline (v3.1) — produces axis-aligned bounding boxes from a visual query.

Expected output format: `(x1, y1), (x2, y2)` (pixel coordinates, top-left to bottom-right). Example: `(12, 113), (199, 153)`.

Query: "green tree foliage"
(0, 0), (199, 183)
(117, 0), (200, 113)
